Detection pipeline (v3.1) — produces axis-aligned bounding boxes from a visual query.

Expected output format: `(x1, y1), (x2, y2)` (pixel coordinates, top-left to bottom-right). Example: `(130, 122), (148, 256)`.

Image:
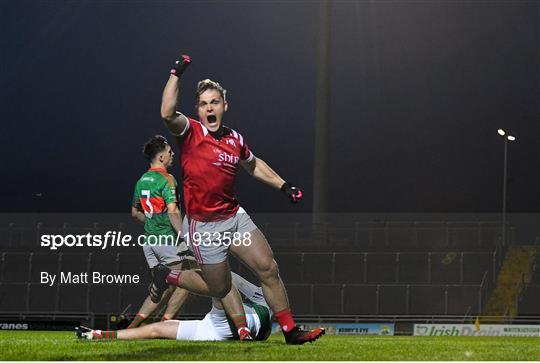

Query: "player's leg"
(230, 229), (288, 312)
(132, 244), (185, 327)
(128, 286), (173, 328)
(159, 216), (215, 296)
(199, 260), (233, 298)
(152, 217), (252, 340)
(231, 271), (268, 309)
(129, 245), (172, 328)
(229, 274), (274, 341)
(200, 261), (252, 339)
(120, 320), (179, 340)
(163, 259), (251, 339)
(177, 217), (252, 339)
(230, 228), (324, 344)
(161, 287), (190, 320)
(165, 268), (210, 295)
(148, 244), (183, 302)
(151, 246), (191, 321)
(76, 320), (179, 340)
(203, 299), (246, 341)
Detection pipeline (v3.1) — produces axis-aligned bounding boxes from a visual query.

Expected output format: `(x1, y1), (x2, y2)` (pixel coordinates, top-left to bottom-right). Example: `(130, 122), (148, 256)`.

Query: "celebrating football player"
(156, 54), (323, 344)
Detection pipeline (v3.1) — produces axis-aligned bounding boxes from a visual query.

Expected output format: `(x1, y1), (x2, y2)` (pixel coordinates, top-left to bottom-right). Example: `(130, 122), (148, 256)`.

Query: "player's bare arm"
(160, 54), (192, 137)
(241, 157), (284, 189)
(160, 76), (188, 136)
(166, 202), (182, 234)
(131, 206), (146, 224)
(241, 157), (303, 203)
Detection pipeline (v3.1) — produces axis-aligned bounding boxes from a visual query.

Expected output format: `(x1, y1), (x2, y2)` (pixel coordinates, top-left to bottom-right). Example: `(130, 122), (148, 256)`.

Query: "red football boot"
(284, 326), (325, 345)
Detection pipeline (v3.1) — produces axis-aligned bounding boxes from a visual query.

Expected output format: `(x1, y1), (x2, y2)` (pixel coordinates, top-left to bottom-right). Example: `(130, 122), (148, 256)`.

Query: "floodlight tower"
(313, 0), (331, 222)
(497, 129), (516, 247)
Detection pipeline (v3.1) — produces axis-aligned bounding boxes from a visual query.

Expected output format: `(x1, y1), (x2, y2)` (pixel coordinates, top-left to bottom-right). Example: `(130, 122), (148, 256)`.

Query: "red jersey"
(178, 118), (254, 222)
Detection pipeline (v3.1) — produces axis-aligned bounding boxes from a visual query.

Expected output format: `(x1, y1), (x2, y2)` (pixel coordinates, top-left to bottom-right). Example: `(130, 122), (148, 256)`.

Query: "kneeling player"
(76, 273), (297, 342)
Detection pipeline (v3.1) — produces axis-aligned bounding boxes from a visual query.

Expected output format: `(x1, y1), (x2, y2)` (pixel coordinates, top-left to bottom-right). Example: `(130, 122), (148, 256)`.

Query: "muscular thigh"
(200, 260), (232, 294)
(229, 229), (275, 272)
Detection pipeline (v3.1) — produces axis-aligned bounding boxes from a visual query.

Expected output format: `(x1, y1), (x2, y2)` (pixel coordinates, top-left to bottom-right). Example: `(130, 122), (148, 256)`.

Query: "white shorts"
(175, 305), (263, 341)
(142, 245), (181, 268)
(183, 207), (257, 265)
(175, 306), (232, 341)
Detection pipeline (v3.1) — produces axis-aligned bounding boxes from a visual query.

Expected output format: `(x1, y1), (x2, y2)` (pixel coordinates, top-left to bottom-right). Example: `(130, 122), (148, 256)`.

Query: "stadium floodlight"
(497, 128), (517, 248)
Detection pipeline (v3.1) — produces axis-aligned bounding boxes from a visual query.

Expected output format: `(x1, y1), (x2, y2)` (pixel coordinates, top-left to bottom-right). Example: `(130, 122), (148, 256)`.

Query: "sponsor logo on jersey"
(218, 151), (239, 165)
(141, 177), (154, 182)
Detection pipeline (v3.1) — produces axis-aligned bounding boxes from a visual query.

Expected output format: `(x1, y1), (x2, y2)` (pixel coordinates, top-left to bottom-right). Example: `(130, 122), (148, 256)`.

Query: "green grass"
(0, 331), (539, 360)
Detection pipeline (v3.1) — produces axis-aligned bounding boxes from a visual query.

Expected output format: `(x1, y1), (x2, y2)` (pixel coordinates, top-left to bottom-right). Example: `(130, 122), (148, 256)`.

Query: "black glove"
(281, 182), (303, 204)
(170, 54), (191, 77)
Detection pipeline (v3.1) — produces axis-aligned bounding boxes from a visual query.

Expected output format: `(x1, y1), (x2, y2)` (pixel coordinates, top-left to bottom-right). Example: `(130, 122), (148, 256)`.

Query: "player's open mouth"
(207, 115), (217, 125)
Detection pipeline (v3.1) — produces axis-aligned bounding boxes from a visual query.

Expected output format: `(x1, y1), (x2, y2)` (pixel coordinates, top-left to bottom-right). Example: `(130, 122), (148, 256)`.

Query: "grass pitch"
(0, 331), (539, 360)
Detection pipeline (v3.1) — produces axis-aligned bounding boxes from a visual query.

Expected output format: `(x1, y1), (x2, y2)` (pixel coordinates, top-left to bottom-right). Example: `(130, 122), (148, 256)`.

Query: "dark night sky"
(1, 0), (538, 213)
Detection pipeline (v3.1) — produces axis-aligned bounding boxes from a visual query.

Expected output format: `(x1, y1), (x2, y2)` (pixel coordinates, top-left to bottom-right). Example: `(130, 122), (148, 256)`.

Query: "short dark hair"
(196, 79), (227, 104)
(142, 135), (169, 161)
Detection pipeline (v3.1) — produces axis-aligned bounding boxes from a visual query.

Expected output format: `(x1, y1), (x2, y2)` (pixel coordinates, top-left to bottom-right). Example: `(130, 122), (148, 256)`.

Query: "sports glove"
(170, 54), (191, 77)
(281, 182), (303, 204)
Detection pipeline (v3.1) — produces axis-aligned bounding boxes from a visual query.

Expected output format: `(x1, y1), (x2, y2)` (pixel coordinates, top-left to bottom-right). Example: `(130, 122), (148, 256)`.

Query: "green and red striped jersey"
(132, 166), (178, 240)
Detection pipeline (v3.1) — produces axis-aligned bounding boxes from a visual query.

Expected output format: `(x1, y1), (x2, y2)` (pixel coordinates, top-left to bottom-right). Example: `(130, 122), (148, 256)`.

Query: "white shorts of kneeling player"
(175, 303), (263, 341)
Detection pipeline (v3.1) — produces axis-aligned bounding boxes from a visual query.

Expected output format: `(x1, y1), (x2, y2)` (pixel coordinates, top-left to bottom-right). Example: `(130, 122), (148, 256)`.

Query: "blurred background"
(1, 0), (539, 213)
(0, 0), (539, 333)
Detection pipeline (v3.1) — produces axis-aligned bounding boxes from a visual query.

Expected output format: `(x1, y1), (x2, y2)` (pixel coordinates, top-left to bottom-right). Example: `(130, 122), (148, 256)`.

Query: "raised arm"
(241, 157), (303, 203)
(160, 54), (191, 137)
